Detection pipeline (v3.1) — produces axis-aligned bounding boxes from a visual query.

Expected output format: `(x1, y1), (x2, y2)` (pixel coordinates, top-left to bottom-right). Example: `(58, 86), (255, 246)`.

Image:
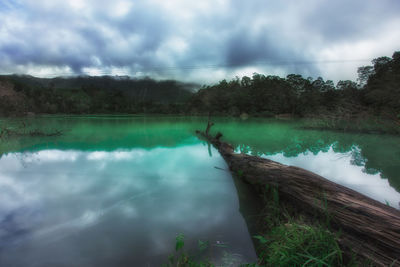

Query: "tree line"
(187, 51), (400, 120)
(0, 51), (399, 120)
(0, 76), (194, 116)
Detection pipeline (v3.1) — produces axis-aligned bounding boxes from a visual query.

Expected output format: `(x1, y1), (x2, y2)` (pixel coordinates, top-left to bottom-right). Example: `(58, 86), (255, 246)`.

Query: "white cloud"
(110, 1), (133, 18)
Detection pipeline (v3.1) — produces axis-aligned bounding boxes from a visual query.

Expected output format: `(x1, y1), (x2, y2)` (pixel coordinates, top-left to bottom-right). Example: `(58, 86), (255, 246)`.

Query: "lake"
(0, 116), (400, 266)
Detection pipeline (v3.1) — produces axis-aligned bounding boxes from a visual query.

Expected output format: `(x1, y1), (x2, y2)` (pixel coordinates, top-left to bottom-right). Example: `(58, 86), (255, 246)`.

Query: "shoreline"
(2, 113), (399, 135)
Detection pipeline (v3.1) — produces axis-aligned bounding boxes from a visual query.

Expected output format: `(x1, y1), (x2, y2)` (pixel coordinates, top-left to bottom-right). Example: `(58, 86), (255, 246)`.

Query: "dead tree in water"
(205, 112), (214, 137)
(196, 126), (400, 267)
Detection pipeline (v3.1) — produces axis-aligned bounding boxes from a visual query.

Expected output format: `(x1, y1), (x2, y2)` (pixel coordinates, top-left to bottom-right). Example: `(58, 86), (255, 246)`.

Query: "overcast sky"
(0, 0), (399, 83)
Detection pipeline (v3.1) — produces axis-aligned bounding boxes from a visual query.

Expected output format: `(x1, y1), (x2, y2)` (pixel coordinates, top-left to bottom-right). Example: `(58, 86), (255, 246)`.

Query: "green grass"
(254, 223), (343, 266)
(166, 224), (348, 267)
(163, 234), (214, 267)
(247, 184), (355, 267)
(165, 185), (353, 267)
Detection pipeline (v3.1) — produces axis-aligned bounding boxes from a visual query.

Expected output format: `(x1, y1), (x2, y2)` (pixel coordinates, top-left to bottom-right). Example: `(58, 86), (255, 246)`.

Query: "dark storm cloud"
(0, 0), (399, 82)
(226, 30), (279, 65)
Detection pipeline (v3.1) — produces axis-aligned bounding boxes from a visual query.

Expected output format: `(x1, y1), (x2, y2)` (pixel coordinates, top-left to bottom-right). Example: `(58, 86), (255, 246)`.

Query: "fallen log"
(196, 129), (400, 266)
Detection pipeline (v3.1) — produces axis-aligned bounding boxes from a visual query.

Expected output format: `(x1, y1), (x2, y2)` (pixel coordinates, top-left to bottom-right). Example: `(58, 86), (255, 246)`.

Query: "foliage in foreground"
(165, 185), (351, 267)
(247, 185), (350, 267)
(163, 234), (213, 267)
(252, 223), (343, 267)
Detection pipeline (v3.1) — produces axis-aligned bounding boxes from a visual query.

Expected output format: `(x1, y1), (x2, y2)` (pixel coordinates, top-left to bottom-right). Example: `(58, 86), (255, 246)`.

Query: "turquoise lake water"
(0, 116), (399, 266)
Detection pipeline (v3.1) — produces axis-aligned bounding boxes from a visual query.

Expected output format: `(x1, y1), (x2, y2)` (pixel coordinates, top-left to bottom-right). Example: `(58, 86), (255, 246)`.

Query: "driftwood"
(196, 129), (400, 266)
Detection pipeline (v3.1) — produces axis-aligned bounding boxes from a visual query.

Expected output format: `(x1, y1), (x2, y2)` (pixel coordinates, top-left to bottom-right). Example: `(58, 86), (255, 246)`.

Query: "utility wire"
(1, 58), (373, 77)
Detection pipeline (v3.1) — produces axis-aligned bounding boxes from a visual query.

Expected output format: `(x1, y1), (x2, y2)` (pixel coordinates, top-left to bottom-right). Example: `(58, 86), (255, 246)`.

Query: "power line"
(1, 58), (373, 76)
(141, 59), (373, 71)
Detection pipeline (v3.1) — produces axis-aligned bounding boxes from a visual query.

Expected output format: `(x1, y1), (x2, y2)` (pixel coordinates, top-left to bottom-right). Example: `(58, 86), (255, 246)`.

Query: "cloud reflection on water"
(1, 133), (400, 267)
(0, 144), (257, 266)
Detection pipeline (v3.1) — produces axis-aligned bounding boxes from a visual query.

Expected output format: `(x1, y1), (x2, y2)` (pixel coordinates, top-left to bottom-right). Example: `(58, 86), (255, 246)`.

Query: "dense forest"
(0, 51), (399, 121)
(188, 51), (400, 120)
(0, 76), (195, 115)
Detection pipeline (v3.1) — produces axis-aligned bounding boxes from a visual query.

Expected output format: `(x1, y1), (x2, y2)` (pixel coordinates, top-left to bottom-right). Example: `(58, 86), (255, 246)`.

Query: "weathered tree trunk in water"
(205, 112), (214, 137)
(196, 130), (400, 266)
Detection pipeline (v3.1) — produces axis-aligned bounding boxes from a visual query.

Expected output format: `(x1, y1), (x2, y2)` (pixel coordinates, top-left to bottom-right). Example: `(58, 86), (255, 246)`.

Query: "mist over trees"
(0, 51), (399, 120)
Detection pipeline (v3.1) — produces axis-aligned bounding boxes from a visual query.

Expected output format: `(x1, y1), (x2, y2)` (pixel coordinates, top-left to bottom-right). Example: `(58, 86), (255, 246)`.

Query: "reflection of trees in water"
(357, 141), (400, 190)
(223, 128), (400, 192)
(2, 117), (400, 192)
(0, 117), (207, 155)
(233, 134), (353, 159)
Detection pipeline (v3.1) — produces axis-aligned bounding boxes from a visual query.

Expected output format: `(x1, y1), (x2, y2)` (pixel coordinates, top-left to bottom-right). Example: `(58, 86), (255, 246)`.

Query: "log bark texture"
(196, 130), (400, 266)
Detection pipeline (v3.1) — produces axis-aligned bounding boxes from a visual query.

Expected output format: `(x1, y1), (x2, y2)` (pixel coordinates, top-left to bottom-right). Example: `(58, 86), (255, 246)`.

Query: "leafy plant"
(253, 235), (268, 244)
(176, 233), (185, 251)
(198, 240), (209, 251)
(164, 234), (214, 267)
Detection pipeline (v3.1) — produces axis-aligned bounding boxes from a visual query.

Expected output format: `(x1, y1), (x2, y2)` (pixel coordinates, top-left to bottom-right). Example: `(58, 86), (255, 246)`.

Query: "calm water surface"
(0, 116), (400, 266)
